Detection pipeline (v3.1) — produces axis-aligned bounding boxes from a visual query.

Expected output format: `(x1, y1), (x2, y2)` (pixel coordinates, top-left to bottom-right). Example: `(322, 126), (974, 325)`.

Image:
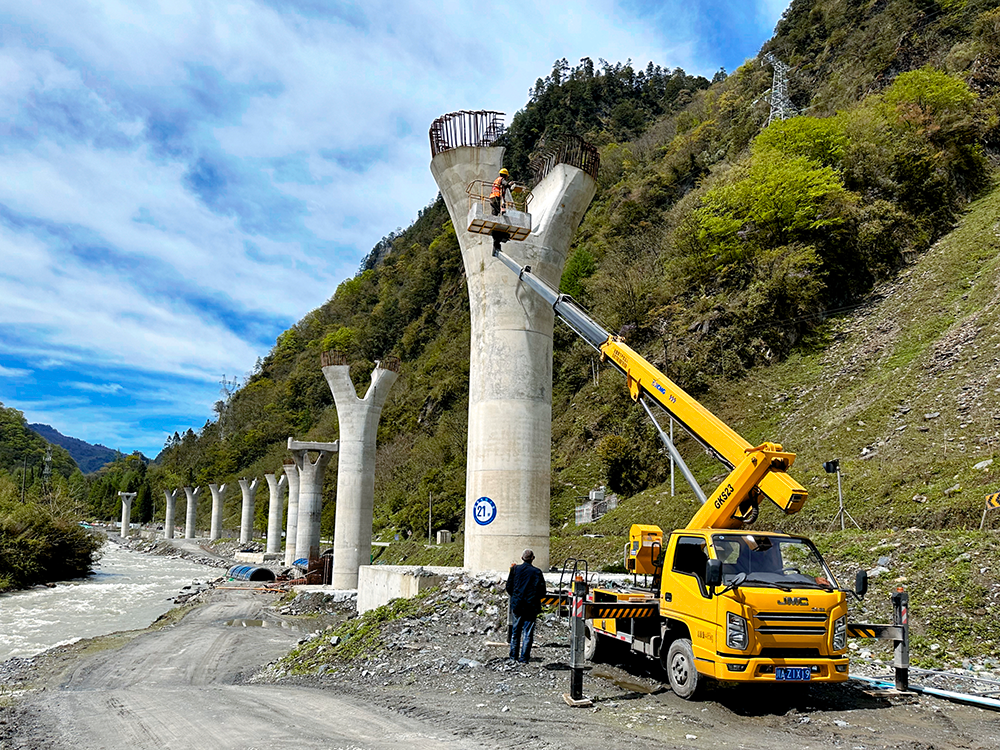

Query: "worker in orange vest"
(490, 168), (511, 216)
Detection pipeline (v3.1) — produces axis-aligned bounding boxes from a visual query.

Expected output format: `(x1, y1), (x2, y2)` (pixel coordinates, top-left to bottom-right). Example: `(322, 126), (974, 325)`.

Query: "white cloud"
(0, 365), (32, 378)
(65, 382), (124, 394)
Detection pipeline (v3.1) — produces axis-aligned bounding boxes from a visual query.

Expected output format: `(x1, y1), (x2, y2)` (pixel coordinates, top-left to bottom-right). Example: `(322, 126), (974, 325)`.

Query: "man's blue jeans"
(510, 612), (537, 662)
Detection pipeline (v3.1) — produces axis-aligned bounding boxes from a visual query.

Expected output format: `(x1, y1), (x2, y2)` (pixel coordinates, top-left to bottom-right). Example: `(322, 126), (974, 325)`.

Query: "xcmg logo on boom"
(777, 597), (809, 606)
(652, 380), (667, 395)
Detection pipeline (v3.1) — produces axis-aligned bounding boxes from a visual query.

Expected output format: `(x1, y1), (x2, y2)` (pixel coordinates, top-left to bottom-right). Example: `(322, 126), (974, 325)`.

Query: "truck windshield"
(712, 534), (838, 590)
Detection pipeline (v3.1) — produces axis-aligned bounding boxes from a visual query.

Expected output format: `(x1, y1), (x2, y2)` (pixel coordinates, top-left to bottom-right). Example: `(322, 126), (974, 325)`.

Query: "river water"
(0, 540), (213, 661)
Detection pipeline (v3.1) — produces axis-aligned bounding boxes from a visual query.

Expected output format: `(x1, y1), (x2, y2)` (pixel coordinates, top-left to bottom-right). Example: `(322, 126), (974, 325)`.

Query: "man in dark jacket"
(506, 549), (547, 663)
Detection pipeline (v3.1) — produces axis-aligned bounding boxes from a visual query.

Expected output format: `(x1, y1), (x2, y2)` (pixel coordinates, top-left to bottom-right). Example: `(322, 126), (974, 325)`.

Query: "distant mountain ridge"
(28, 424), (120, 474)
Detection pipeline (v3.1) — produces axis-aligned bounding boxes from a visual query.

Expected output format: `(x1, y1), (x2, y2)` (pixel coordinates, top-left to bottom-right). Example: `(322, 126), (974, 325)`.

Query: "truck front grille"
(754, 612), (828, 636)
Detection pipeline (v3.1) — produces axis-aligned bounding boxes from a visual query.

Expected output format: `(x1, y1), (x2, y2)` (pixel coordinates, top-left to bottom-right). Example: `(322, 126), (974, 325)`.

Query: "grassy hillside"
(122, 0), (1000, 555)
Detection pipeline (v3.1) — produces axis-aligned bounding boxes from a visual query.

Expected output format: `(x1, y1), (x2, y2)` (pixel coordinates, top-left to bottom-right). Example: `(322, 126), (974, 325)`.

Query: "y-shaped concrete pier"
(264, 472), (288, 554)
(208, 483), (227, 541)
(183, 486), (203, 539)
(238, 477), (260, 544)
(429, 113), (597, 572)
(288, 438), (337, 565)
(118, 491), (136, 538)
(322, 353), (400, 588)
(283, 459), (301, 566)
(163, 489), (180, 539)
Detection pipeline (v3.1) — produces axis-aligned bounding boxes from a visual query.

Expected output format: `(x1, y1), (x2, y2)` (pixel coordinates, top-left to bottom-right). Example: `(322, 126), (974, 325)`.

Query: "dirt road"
(4, 584), (1000, 750)
(1, 589), (492, 749)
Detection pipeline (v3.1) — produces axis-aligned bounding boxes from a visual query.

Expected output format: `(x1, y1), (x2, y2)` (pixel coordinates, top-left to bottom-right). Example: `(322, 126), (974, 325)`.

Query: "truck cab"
(659, 529), (849, 696)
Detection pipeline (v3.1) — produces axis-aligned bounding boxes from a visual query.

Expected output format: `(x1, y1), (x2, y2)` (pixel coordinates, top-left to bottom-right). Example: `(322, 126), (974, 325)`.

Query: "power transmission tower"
(43, 446), (52, 497)
(763, 53), (797, 125)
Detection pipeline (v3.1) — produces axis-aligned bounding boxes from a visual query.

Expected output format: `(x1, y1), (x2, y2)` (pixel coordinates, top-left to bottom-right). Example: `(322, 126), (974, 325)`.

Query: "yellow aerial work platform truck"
(493, 247), (872, 699)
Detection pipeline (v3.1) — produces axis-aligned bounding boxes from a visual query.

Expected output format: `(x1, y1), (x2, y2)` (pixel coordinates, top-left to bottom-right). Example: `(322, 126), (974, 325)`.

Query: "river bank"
(0, 537), (221, 663)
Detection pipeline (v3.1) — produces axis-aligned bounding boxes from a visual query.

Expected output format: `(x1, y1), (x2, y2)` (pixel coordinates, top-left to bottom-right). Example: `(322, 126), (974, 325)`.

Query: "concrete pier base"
(163, 489), (180, 539)
(118, 491), (136, 538)
(288, 438), (337, 564)
(430, 132), (596, 573)
(208, 483), (227, 541)
(323, 358), (399, 589)
(264, 472), (287, 554)
(183, 486), (202, 539)
(357, 565), (462, 614)
(238, 477), (260, 544)
(283, 460), (300, 567)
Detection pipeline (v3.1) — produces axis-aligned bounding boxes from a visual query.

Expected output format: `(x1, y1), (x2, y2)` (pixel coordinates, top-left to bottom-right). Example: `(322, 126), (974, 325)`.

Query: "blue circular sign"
(473, 496), (497, 526)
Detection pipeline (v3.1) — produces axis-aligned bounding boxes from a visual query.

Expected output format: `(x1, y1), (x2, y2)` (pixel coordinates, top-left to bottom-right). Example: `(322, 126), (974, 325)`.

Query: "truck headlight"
(833, 615), (846, 651)
(727, 612), (748, 651)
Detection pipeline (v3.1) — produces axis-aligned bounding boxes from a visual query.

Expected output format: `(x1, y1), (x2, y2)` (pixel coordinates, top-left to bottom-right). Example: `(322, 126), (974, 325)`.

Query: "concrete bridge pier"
(238, 477), (260, 544)
(183, 486), (203, 539)
(429, 112), (597, 572)
(118, 491), (136, 539)
(208, 483), (227, 541)
(323, 355), (400, 589)
(163, 489), (180, 539)
(288, 439), (338, 565)
(283, 459), (300, 566)
(264, 472), (288, 554)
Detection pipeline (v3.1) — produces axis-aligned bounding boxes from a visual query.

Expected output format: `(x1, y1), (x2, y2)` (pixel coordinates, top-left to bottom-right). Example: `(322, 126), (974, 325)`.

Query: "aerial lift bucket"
(466, 181), (532, 240)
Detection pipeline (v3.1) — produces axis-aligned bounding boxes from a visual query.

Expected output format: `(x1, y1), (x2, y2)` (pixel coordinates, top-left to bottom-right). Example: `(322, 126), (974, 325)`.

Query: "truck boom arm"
(493, 248), (808, 527)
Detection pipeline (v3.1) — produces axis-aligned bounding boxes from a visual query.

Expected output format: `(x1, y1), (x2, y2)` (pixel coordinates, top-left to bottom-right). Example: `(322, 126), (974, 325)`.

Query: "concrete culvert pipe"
(226, 565), (276, 582)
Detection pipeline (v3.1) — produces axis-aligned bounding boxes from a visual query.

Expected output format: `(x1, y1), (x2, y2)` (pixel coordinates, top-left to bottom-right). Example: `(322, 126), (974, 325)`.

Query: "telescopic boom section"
(492, 248), (808, 528)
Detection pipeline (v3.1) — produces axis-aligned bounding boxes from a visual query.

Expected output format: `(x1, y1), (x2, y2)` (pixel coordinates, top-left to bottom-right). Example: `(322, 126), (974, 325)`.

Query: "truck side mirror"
(705, 558), (722, 588)
(855, 569), (868, 598)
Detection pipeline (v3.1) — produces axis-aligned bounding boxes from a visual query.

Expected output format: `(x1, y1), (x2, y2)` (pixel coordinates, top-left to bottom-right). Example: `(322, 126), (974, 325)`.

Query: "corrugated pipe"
(227, 565), (277, 582)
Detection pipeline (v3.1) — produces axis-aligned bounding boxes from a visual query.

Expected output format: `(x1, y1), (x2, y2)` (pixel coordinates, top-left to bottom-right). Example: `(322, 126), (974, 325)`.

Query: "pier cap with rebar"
(429, 110), (505, 156)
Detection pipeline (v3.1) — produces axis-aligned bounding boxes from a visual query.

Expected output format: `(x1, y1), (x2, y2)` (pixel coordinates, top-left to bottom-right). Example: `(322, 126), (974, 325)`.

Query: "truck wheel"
(584, 621), (601, 662)
(666, 638), (702, 699)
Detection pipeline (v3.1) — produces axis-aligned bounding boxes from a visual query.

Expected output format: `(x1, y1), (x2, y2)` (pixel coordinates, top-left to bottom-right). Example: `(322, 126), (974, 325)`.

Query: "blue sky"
(0, 0), (791, 461)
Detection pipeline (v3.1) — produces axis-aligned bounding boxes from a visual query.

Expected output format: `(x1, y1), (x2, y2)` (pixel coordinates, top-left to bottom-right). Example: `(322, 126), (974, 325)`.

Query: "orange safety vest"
(491, 176), (505, 198)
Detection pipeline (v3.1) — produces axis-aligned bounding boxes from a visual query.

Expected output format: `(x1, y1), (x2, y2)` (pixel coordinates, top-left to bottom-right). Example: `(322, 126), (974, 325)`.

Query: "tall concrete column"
(117, 491), (136, 538)
(238, 477), (260, 544)
(208, 483), (227, 541)
(283, 459), (301, 566)
(288, 438), (337, 565)
(163, 489), (180, 539)
(323, 356), (399, 588)
(183, 486), (202, 539)
(429, 118), (597, 572)
(264, 472), (288, 554)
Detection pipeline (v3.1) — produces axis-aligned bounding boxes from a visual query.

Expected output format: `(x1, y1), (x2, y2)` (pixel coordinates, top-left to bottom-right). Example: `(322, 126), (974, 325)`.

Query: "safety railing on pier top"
(528, 134), (600, 187)
(429, 110), (505, 156)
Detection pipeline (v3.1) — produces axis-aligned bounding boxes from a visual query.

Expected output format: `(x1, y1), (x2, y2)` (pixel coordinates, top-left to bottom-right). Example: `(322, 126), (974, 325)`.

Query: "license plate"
(775, 667), (811, 681)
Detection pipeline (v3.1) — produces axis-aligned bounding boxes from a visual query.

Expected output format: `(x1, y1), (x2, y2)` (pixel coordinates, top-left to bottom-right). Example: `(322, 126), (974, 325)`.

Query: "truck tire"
(666, 638), (702, 699)
(584, 621), (601, 662)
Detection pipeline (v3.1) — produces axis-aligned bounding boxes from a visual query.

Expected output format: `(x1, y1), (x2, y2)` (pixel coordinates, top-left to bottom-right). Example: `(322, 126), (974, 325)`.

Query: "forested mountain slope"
(136, 0), (1000, 547)
(28, 423), (120, 474)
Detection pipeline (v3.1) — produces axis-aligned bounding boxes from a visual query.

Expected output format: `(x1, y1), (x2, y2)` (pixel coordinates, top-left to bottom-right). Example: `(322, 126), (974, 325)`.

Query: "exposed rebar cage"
(321, 350), (349, 367)
(377, 356), (401, 373)
(528, 135), (600, 187)
(429, 110), (505, 157)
